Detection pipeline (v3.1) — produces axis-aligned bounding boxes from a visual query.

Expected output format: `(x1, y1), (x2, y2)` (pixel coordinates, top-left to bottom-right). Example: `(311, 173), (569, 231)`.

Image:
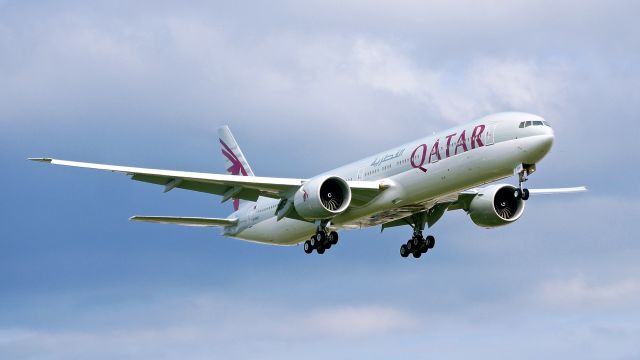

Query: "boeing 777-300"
(30, 112), (586, 258)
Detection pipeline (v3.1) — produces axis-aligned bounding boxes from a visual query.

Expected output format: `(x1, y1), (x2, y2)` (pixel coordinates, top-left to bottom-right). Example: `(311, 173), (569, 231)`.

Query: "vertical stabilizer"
(218, 126), (255, 211)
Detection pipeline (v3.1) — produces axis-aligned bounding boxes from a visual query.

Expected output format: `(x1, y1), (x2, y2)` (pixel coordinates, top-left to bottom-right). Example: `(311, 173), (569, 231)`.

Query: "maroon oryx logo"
(302, 190), (309, 202)
(220, 139), (248, 211)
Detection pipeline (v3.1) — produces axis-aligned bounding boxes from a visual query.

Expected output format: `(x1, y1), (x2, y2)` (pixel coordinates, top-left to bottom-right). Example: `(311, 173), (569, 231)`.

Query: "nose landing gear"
(515, 163), (535, 201)
(515, 187), (530, 201)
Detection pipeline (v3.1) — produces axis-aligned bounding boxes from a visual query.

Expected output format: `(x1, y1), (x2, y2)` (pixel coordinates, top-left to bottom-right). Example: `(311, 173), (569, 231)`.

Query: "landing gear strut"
(515, 164), (534, 201)
(303, 226), (339, 255)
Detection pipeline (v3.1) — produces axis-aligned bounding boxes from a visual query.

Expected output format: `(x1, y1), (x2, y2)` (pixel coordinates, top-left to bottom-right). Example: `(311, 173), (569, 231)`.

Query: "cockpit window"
(521, 120), (550, 128)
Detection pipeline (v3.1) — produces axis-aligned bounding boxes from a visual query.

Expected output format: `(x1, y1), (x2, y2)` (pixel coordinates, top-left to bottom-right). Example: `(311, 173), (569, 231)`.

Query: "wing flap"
(130, 216), (238, 227)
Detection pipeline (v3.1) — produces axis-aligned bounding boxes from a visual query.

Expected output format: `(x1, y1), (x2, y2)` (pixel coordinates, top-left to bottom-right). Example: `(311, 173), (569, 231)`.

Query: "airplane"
(30, 112), (586, 259)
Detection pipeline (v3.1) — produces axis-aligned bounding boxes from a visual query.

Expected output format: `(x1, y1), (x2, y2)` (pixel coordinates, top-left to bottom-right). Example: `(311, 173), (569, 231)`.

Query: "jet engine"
(294, 176), (351, 220)
(468, 184), (525, 228)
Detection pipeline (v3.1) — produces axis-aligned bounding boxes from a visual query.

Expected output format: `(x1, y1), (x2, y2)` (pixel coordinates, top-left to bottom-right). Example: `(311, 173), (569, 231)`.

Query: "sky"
(1, 0), (639, 359)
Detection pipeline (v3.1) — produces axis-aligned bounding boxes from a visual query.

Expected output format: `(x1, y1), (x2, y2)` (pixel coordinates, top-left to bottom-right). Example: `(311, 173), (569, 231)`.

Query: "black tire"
(522, 188), (530, 201)
(317, 231), (326, 243)
(515, 188), (523, 199)
(412, 251), (422, 258)
(329, 231), (339, 245)
(304, 241), (313, 254)
(420, 241), (428, 254)
(426, 235), (435, 249)
(309, 235), (318, 248)
(400, 245), (409, 258)
(326, 242), (332, 250)
(317, 246), (325, 254)
(412, 236), (421, 247)
(406, 240), (413, 252)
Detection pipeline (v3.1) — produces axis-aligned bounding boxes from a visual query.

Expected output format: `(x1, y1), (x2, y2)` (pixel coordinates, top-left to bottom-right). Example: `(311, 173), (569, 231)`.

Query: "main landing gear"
(397, 211), (436, 259)
(400, 230), (435, 259)
(304, 229), (339, 255)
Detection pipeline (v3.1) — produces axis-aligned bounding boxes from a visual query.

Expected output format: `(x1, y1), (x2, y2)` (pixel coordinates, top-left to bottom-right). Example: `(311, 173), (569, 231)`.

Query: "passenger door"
(485, 123), (497, 145)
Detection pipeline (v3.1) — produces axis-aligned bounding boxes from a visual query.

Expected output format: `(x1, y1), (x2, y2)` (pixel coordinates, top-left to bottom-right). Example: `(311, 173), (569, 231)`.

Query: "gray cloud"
(1, 0), (639, 359)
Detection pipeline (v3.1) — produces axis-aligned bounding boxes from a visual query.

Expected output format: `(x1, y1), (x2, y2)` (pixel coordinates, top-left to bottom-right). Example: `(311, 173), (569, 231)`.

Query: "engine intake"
(294, 176), (351, 220)
(468, 184), (525, 228)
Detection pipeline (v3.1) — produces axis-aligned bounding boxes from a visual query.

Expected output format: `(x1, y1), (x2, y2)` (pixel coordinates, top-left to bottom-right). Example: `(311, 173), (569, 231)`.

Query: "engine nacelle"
(294, 175), (351, 220)
(468, 184), (525, 228)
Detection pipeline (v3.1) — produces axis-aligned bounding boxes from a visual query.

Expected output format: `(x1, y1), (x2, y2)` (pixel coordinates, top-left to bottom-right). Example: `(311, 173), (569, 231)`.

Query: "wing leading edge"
(382, 185), (588, 231)
(28, 158), (386, 208)
(130, 216), (237, 227)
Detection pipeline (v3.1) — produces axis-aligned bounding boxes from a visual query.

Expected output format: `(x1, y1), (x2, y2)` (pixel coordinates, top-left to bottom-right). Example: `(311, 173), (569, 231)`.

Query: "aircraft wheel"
(412, 251), (422, 258)
(420, 241), (428, 254)
(426, 235), (435, 249)
(406, 240), (414, 252)
(329, 231), (339, 245)
(309, 235), (318, 248)
(412, 236), (421, 247)
(400, 244), (409, 258)
(316, 231), (326, 243)
(515, 188), (523, 199)
(304, 240), (313, 254)
(317, 246), (325, 254)
(325, 242), (332, 250)
(522, 188), (530, 201)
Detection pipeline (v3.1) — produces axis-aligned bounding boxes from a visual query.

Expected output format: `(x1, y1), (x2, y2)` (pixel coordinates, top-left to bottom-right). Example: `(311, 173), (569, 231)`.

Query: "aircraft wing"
(447, 186), (587, 211)
(130, 216), (237, 227)
(527, 187), (588, 195)
(28, 158), (385, 205)
(382, 186), (588, 230)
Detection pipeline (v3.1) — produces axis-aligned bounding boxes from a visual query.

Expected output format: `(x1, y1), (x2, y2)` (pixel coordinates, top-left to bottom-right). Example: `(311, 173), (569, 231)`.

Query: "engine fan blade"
(496, 200), (514, 219)
(321, 191), (343, 211)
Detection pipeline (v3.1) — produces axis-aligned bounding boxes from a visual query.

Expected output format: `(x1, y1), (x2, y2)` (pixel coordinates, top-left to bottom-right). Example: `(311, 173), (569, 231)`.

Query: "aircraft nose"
(539, 132), (554, 153)
(519, 120), (554, 163)
(533, 129), (554, 163)
(529, 119), (554, 148)
(521, 132), (554, 164)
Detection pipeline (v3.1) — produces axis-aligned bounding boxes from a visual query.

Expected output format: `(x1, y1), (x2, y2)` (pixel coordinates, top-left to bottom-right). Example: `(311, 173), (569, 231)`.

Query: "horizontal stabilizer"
(129, 216), (238, 227)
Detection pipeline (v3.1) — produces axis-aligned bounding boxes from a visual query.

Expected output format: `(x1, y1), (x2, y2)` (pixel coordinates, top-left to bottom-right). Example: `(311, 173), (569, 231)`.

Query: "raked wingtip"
(28, 157), (53, 163)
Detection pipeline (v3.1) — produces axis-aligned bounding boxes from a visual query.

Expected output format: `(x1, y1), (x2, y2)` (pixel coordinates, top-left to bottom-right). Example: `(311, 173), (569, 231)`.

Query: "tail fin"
(218, 126), (255, 211)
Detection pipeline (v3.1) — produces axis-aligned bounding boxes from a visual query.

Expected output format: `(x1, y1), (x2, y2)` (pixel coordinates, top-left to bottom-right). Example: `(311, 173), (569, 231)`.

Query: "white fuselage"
(223, 112), (554, 245)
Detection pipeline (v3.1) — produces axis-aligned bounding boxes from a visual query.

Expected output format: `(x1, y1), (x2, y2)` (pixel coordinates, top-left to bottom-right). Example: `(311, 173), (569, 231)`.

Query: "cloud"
(0, 294), (416, 359)
(2, 1), (640, 359)
(0, 6), (568, 132)
(303, 305), (416, 337)
(350, 39), (567, 123)
(537, 275), (640, 307)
